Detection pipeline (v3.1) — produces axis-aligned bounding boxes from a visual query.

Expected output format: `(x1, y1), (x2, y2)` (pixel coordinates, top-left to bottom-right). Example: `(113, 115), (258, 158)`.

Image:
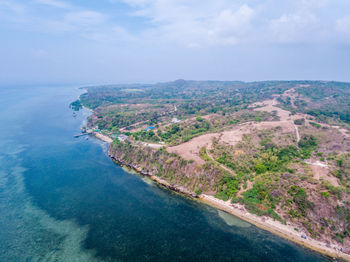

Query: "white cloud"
(299, 0), (329, 9)
(335, 16), (350, 42)
(267, 0), (330, 43)
(208, 5), (254, 45)
(33, 0), (70, 9)
(25, 10), (108, 34)
(117, 1), (256, 46)
(0, 0), (114, 40)
(336, 16), (350, 34)
(0, 1), (28, 24)
(64, 11), (107, 27)
(1, 0), (349, 47)
(0, 0), (25, 14)
(82, 25), (136, 43)
(269, 12), (318, 43)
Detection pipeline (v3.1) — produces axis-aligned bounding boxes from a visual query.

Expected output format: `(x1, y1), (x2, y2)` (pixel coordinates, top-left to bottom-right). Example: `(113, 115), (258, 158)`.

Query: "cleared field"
(167, 120), (295, 164)
(167, 96), (298, 164)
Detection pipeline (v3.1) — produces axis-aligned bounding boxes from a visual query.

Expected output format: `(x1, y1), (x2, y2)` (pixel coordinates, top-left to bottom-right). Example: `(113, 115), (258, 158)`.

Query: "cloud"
(82, 25), (136, 43)
(267, 0), (330, 43)
(336, 16), (350, 42)
(0, 0), (115, 41)
(269, 12), (318, 43)
(33, 0), (70, 9)
(117, 1), (256, 46)
(1, 0), (350, 47)
(299, 0), (329, 9)
(336, 16), (350, 34)
(0, 0), (25, 14)
(208, 5), (254, 45)
(0, 0), (28, 25)
(64, 11), (107, 27)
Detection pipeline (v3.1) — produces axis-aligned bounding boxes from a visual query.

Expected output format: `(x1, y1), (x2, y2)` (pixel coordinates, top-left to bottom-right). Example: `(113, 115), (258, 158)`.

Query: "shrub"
(196, 115), (203, 122)
(321, 191), (330, 198)
(309, 122), (321, 128)
(294, 118), (305, 125)
(293, 188), (313, 216)
(298, 135), (318, 149)
(255, 164), (267, 174)
(195, 189), (202, 195)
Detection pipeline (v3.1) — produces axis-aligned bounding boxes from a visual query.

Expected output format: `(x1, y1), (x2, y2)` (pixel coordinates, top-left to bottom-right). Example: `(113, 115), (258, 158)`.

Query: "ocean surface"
(0, 85), (334, 261)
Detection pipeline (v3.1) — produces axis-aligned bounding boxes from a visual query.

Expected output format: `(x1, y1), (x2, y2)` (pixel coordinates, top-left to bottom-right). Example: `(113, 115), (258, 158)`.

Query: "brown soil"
(167, 133), (217, 165)
(167, 120), (295, 164)
(306, 160), (340, 187)
(253, 98), (291, 121)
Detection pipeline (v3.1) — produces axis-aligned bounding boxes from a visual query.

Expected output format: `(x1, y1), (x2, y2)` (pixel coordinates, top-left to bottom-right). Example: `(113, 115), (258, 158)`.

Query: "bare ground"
(167, 94), (346, 191)
(305, 160), (340, 187)
(167, 133), (217, 165)
(167, 120), (295, 165)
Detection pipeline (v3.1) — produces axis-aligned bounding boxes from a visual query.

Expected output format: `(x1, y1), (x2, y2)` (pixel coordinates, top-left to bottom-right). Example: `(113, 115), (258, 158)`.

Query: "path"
(205, 147), (237, 175)
(294, 124), (300, 142)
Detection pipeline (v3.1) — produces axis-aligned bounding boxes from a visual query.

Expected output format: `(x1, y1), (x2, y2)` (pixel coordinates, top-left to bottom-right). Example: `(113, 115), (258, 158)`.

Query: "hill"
(79, 80), (350, 258)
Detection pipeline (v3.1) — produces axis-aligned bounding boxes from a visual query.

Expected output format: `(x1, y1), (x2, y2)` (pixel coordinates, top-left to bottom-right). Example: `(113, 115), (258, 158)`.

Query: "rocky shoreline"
(108, 151), (198, 198)
(107, 147), (350, 262)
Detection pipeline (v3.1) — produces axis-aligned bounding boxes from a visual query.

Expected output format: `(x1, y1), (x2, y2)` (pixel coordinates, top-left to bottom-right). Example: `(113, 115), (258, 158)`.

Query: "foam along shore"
(95, 136), (350, 261)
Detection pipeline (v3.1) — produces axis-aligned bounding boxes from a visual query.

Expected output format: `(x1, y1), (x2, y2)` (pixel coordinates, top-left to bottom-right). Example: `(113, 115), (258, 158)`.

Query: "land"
(77, 80), (350, 260)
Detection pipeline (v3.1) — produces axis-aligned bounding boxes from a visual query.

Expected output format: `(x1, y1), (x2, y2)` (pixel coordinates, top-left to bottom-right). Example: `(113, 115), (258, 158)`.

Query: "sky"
(0, 0), (350, 85)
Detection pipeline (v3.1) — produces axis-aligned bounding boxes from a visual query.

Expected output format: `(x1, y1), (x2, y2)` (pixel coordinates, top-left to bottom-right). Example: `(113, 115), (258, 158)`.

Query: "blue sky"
(1, 0), (350, 85)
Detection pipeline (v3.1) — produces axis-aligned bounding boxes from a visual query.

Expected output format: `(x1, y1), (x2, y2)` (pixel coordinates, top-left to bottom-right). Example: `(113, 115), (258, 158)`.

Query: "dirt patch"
(237, 180), (253, 197)
(332, 126), (350, 139)
(167, 133), (218, 164)
(167, 98), (306, 165)
(282, 88), (298, 108)
(234, 150), (244, 156)
(167, 120), (295, 165)
(253, 99), (291, 121)
(305, 160), (340, 187)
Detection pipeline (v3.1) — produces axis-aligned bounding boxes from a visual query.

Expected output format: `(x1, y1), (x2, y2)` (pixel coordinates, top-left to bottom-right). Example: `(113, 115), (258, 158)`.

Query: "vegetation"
(296, 81), (350, 124)
(294, 118), (305, 125)
(131, 130), (160, 143)
(79, 80), (350, 247)
(109, 141), (225, 194)
(69, 100), (82, 111)
(210, 128), (318, 221)
(298, 135), (319, 158)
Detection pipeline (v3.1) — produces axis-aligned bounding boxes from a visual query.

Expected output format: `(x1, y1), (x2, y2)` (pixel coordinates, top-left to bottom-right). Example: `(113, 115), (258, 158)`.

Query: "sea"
(0, 85), (334, 261)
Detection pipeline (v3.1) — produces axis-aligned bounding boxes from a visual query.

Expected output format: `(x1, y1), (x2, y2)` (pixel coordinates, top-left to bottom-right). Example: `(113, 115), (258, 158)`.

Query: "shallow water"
(0, 85), (333, 261)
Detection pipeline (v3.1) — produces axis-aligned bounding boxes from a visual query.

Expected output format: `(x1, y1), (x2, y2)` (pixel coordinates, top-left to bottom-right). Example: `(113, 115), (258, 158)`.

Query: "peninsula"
(76, 80), (350, 260)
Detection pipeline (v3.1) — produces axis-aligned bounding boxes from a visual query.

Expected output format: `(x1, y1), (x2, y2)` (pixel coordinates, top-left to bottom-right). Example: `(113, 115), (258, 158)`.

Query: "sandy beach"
(139, 167), (350, 260)
(93, 132), (114, 143)
(199, 194), (350, 261)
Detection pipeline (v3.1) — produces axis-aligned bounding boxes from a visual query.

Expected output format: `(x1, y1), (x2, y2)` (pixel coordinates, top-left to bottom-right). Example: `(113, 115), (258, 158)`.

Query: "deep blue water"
(0, 86), (334, 261)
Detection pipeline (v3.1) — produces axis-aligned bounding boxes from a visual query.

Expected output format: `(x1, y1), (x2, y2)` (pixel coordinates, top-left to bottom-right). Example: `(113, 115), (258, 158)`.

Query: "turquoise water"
(0, 86), (333, 261)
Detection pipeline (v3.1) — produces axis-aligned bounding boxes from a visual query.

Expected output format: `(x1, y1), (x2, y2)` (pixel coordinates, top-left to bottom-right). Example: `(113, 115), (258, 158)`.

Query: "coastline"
(199, 195), (350, 261)
(95, 135), (350, 261)
(93, 132), (113, 143)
